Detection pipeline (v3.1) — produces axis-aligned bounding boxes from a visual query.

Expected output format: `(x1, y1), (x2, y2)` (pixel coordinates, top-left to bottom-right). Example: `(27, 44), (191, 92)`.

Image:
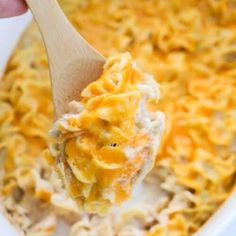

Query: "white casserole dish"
(0, 12), (235, 236)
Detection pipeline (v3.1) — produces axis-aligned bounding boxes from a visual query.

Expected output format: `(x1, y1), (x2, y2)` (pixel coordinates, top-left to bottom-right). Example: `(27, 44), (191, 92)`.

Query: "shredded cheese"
(0, 0), (236, 235)
(48, 53), (164, 213)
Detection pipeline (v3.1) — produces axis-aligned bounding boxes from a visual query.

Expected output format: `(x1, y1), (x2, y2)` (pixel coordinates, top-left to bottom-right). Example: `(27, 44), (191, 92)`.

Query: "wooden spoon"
(25, 0), (106, 117)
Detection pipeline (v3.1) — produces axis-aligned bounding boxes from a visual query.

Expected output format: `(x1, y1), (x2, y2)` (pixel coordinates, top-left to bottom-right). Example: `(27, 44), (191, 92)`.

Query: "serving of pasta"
(0, 0), (236, 236)
(47, 52), (165, 214)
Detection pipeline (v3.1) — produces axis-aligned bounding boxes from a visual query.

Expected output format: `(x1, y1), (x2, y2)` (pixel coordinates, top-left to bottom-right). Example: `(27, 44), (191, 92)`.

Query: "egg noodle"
(47, 52), (165, 214)
(0, 0), (236, 236)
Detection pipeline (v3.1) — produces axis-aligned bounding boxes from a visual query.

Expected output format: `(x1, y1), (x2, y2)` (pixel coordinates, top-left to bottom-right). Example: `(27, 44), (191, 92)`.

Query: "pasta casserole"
(47, 52), (165, 213)
(0, 0), (236, 235)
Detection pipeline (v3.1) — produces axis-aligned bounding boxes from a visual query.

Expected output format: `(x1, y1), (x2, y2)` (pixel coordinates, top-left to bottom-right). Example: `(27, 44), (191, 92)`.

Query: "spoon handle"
(25, 0), (86, 68)
(25, 0), (105, 117)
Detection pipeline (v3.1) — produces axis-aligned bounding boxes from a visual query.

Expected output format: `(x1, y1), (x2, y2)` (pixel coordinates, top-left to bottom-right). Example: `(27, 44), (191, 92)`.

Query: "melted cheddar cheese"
(0, 0), (236, 235)
(47, 53), (165, 213)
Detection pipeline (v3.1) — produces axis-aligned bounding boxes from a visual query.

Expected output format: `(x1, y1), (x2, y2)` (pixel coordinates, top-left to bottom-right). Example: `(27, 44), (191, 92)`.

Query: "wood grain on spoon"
(25, 0), (106, 117)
